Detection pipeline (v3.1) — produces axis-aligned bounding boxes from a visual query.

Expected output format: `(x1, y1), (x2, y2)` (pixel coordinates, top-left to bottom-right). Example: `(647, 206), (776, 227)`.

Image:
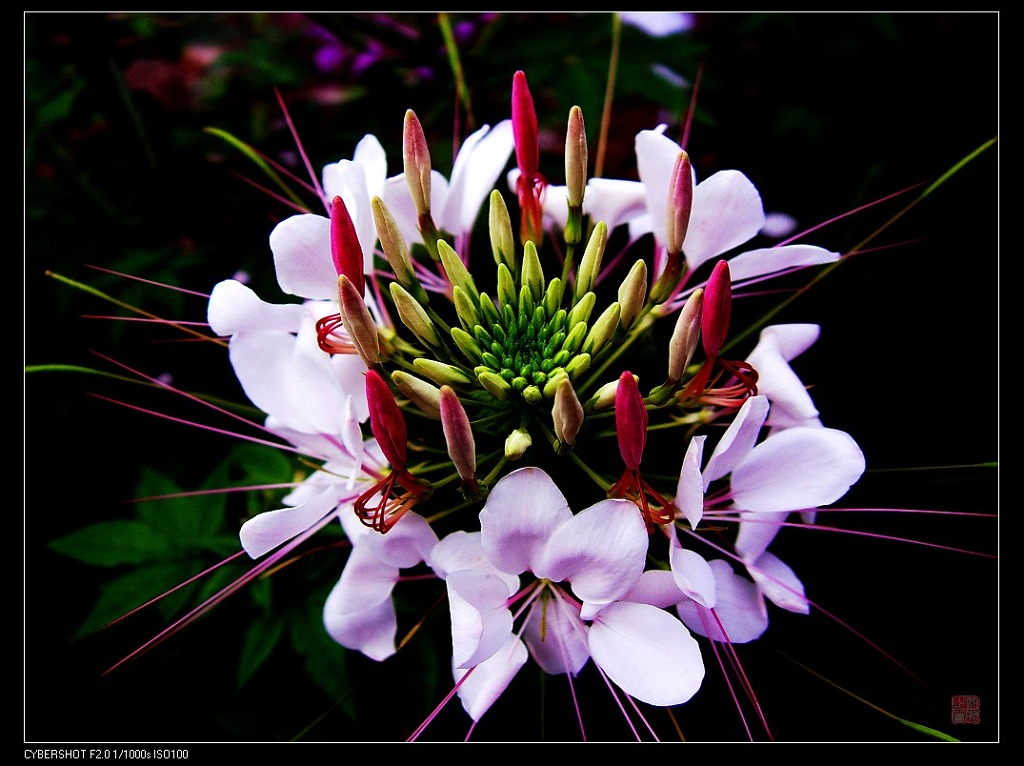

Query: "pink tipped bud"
(439, 386), (477, 491)
(668, 287), (703, 383)
(331, 196), (364, 297)
(565, 105), (588, 210)
(701, 260), (732, 359)
(615, 370), (648, 470)
(337, 275), (380, 366)
(666, 151), (693, 256)
(403, 110), (433, 218)
(552, 378), (585, 452)
(365, 369), (408, 470)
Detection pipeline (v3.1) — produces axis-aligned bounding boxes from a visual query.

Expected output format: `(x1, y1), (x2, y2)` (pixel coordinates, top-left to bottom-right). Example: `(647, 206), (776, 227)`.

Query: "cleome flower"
(431, 466), (705, 722)
(171, 66), (912, 740)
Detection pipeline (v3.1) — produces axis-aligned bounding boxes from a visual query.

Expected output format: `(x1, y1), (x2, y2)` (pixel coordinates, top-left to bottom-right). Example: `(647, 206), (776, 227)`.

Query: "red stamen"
(358, 370), (433, 533)
(610, 371), (676, 531)
(314, 313), (357, 355)
(677, 357), (759, 411)
(608, 468), (677, 532)
(355, 470), (432, 534)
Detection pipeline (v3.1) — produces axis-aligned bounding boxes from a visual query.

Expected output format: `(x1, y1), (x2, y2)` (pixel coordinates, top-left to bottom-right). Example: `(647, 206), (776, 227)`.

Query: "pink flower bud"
(337, 275), (380, 366)
(440, 386), (477, 490)
(565, 105), (587, 210)
(365, 369), (408, 471)
(615, 370), (648, 470)
(668, 287), (703, 383)
(330, 195), (364, 297)
(512, 70), (545, 245)
(552, 377), (585, 451)
(403, 110), (433, 218)
(666, 151), (693, 256)
(701, 260), (732, 359)
(512, 70), (538, 177)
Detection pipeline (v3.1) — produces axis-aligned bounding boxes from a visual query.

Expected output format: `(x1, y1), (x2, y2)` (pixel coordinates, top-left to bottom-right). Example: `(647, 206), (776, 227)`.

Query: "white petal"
(677, 559), (768, 644)
(584, 177), (650, 233)
(683, 170), (765, 270)
(330, 354), (370, 423)
(703, 394), (770, 486)
(322, 155), (378, 273)
(622, 569), (689, 608)
(479, 467), (572, 575)
(538, 180), (569, 231)
(746, 324), (822, 430)
(620, 12), (694, 36)
(269, 213), (337, 300)
(338, 395), (365, 469)
(239, 487), (340, 558)
(634, 127), (680, 248)
(445, 120), (514, 236)
(358, 511), (439, 570)
(675, 434), (706, 528)
(447, 570), (515, 669)
(733, 510), (788, 563)
(351, 134), (388, 198)
(522, 593), (590, 675)
(669, 543), (716, 608)
(206, 279), (305, 336)
(455, 635), (528, 722)
(749, 551), (810, 614)
(428, 531), (520, 595)
(731, 426), (865, 512)
(228, 327), (347, 434)
(428, 530), (484, 577)
(322, 545), (399, 661)
(589, 601), (705, 706)
(760, 211), (798, 238)
(727, 244), (840, 284)
(324, 544), (397, 615)
(537, 499), (648, 607)
(379, 173), (423, 248)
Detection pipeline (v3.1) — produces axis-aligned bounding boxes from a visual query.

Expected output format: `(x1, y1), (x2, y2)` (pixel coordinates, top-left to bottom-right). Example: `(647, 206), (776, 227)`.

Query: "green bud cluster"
(382, 204), (620, 418)
(464, 278), (590, 405)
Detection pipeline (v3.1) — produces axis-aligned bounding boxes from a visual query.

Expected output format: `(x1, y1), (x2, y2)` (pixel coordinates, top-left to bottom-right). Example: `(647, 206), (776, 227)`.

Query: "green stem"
(44, 271), (225, 346)
(437, 13), (474, 132)
(594, 14), (622, 180)
(568, 449), (613, 493)
(203, 127), (307, 209)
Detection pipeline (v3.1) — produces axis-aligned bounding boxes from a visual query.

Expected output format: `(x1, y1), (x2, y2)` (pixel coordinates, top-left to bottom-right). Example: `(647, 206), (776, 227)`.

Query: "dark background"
(24, 12), (999, 745)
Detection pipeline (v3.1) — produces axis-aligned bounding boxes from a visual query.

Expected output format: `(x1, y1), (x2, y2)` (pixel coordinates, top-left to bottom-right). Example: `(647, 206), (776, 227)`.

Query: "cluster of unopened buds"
(205, 69), (865, 727)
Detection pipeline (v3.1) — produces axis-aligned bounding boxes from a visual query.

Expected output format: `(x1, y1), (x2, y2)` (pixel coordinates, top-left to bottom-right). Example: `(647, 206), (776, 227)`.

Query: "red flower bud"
(331, 195), (364, 297)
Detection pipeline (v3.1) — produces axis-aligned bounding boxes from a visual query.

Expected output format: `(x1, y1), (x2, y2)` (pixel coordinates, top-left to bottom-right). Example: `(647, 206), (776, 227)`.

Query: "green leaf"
(49, 520), (172, 567)
(898, 718), (959, 742)
(71, 561), (205, 640)
(289, 598), (356, 720)
(237, 611), (285, 690)
(203, 443), (296, 521)
(135, 467), (227, 545)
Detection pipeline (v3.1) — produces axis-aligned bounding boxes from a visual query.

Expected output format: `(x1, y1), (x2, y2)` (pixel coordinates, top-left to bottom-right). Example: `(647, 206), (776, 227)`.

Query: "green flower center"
(472, 298), (579, 403)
